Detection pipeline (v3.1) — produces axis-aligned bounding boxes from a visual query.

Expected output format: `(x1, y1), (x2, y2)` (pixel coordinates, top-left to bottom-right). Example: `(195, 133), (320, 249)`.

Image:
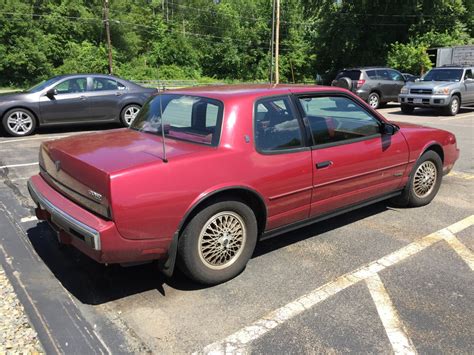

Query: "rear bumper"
(398, 94), (450, 107)
(27, 175), (168, 264)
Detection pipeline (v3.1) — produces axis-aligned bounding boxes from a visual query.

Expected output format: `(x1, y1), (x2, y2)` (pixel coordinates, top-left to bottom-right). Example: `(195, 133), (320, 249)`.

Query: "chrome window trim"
(28, 179), (101, 251)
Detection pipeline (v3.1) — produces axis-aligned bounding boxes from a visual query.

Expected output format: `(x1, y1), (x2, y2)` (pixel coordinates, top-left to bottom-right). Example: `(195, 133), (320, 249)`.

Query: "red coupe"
(28, 85), (459, 284)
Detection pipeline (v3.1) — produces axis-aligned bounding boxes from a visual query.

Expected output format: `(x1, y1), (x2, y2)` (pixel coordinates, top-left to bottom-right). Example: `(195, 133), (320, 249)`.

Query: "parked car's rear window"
(131, 94), (223, 146)
(336, 70), (361, 80)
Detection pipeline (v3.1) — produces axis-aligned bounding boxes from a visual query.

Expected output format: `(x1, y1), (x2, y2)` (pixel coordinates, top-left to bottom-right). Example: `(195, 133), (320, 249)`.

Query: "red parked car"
(28, 85), (459, 285)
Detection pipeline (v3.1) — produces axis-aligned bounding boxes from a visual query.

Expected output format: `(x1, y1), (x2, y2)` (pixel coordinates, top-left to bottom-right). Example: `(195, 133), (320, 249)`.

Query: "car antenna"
(158, 83), (168, 163)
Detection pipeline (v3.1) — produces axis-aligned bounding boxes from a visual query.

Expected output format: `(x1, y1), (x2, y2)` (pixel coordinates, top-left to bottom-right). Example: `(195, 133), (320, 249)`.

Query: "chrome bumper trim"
(27, 179), (101, 251)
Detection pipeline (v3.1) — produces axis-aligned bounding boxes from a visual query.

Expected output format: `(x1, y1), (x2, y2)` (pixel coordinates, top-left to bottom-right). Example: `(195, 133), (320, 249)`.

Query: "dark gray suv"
(331, 67), (406, 109)
(0, 74), (157, 136)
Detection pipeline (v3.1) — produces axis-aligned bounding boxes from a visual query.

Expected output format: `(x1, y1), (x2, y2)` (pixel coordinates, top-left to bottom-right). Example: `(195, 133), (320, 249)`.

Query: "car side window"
(465, 69), (473, 79)
(388, 70), (403, 81)
(298, 96), (381, 146)
(366, 70), (377, 79)
(254, 96), (304, 152)
(376, 69), (391, 80)
(92, 78), (119, 91)
(54, 78), (87, 94)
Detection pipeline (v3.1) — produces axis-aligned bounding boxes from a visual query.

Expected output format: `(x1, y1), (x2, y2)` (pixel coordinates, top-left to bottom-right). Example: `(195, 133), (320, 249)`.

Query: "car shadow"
(387, 107), (474, 117)
(26, 202), (389, 305)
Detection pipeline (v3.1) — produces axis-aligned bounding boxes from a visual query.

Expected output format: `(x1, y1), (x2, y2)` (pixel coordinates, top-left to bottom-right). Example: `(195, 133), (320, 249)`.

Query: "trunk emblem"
(55, 160), (61, 172)
(88, 190), (103, 202)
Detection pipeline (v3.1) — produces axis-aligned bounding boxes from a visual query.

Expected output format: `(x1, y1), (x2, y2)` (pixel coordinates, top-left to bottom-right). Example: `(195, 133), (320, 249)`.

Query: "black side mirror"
(46, 88), (57, 98)
(382, 123), (397, 135)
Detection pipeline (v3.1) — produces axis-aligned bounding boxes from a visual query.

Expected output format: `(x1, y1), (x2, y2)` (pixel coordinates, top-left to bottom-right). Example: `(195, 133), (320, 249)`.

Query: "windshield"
(130, 94), (223, 146)
(26, 77), (62, 93)
(421, 69), (463, 82)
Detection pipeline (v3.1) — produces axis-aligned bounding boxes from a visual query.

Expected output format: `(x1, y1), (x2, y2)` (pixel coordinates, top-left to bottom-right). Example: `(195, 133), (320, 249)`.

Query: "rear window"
(130, 94), (223, 146)
(336, 70), (361, 80)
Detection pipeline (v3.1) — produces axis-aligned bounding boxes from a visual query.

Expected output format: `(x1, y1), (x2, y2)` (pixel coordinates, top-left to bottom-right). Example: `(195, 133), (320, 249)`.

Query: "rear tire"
(177, 200), (258, 285)
(390, 151), (442, 207)
(367, 92), (380, 109)
(443, 96), (460, 116)
(2, 108), (37, 136)
(400, 104), (415, 114)
(120, 104), (141, 127)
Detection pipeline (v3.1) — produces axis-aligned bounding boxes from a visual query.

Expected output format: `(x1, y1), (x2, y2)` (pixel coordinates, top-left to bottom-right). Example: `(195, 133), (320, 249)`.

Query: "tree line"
(0, 0), (472, 87)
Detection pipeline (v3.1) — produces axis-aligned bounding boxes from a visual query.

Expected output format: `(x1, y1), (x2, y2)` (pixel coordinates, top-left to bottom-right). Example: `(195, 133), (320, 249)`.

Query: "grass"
(0, 87), (20, 93)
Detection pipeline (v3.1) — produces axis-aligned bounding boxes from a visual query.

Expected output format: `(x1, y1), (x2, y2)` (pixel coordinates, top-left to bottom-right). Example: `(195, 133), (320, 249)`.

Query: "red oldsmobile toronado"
(28, 85), (459, 285)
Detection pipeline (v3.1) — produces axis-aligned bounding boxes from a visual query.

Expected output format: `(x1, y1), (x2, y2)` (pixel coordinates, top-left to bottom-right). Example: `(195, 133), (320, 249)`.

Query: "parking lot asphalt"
(0, 105), (473, 354)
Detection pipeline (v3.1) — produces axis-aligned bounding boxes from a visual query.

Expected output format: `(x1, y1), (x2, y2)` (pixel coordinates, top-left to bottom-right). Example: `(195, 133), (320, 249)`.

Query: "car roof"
(340, 67), (393, 71)
(165, 84), (344, 101)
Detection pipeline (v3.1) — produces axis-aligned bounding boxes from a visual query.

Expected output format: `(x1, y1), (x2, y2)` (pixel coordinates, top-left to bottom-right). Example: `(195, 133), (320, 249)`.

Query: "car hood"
(406, 81), (457, 90)
(0, 91), (30, 101)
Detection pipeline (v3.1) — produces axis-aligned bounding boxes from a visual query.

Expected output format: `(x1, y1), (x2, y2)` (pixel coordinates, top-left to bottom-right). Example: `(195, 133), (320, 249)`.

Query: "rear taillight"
(356, 79), (366, 88)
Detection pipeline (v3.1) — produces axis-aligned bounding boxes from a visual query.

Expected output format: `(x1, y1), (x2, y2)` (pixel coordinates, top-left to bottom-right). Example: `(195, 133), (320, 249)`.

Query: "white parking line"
(20, 216), (37, 223)
(0, 162), (38, 169)
(442, 231), (474, 271)
(199, 215), (474, 354)
(366, 274), (416, 355)
(0, 135), (67, 144)
(440, 114), (474, 121)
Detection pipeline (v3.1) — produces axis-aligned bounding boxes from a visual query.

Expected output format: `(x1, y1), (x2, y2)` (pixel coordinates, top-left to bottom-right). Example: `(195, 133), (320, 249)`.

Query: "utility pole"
(274, 0), (280, 85)
(104, 0), (113, 74)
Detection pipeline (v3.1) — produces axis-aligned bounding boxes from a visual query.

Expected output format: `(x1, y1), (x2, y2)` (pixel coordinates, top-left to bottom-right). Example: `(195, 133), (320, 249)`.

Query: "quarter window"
(54, 78), (87, 94)
(254, 96), (303, 152)
(298, 96), (380, 146)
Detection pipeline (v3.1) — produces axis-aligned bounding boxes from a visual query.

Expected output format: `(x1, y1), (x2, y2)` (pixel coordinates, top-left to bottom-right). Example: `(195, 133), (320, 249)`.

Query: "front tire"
(120, 104), (141, 127)
(367, 92), (380, 109)
(391, 151), (442, 207)
(443, 96), (460, 116)
(178, 200), (258, 285)
(2, 108), (37, 136)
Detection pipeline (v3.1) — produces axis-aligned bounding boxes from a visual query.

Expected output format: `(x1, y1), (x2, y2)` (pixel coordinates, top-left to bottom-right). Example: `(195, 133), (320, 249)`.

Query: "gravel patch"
(0, 266), (43, 353)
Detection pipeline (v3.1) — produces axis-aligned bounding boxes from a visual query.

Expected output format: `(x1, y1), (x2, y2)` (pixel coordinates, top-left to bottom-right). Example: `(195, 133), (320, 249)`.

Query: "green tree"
(387, 42), (432, 74)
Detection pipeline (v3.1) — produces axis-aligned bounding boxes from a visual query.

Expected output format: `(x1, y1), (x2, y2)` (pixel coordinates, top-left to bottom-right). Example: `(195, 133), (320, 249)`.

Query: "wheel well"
(370, 90), (382, 99)
(424, 144), (444, 163)
(121, 103), (142, 113)
(178, 188), (267, 237)
(452, 92), (461, 103)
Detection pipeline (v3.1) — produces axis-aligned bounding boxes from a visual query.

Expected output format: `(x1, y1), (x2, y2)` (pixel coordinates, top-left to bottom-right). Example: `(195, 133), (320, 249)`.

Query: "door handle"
(115, 92), (122, 96)
(316, 161), (332, 169)
(79, 95), (86, 100)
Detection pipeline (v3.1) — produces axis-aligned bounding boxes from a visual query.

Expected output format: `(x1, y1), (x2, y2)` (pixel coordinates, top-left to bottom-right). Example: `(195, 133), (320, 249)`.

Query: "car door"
(87, 77), (127, 121)
(387, 70), (406, 100)
(39, 77), (89, 123)
(463, 69), (474, 104)
(295, 94), (409, 217)
(252, 95), (313, 230)
(376, 69), (396, 102)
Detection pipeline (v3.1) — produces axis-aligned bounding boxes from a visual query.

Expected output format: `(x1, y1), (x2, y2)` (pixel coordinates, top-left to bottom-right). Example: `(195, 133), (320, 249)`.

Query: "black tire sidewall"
(407, 151), (443, 207)
(178, 200), (258, 285)
(120, 104), (141, 127)
(2, 108), (37, 137)
(401, 104), (414, 114)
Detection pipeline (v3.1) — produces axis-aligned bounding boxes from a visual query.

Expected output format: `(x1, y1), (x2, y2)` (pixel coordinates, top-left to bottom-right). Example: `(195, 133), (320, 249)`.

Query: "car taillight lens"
(356, 80), (366, 88)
